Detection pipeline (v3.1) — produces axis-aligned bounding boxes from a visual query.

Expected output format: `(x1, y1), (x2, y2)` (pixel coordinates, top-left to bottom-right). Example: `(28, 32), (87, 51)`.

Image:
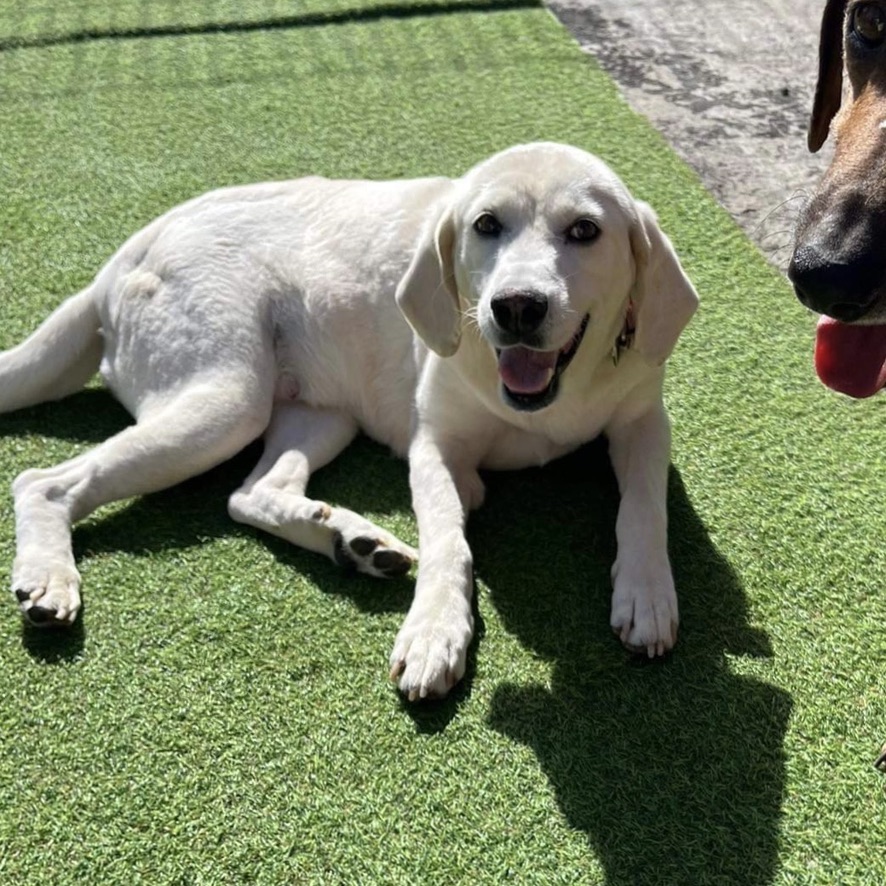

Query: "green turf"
(1, 1), (884, 883)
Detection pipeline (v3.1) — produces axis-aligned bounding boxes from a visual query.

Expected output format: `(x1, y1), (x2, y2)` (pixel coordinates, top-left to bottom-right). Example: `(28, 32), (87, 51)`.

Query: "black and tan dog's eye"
(473, 212), (502, 237)
(565, 218), (600, 243)
(852, 2), (886, 47)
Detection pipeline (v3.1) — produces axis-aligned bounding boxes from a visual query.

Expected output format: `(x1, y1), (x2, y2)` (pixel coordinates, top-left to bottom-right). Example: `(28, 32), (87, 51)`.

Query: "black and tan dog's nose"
(788, 244), (881, 322)
(790, 187), (886, 322)
(490, 290), (548, 337)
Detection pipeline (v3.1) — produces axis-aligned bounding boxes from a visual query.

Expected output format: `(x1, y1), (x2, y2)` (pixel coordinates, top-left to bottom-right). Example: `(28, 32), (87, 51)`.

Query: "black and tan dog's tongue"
(815, 316), (886, 399)
(497, 346), (558, 395)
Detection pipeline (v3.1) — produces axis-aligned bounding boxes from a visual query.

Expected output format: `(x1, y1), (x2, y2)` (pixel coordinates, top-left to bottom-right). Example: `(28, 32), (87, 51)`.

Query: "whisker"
(461, 304), (482, 334)
(752, 191), (809, 241)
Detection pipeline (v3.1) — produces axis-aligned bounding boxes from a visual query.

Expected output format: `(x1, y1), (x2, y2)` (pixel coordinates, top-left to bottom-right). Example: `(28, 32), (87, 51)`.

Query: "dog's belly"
(269, 296), (422, 458)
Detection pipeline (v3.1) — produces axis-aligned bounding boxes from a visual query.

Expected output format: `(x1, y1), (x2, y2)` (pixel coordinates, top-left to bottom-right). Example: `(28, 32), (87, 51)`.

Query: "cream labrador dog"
(0, 142), (698, 699)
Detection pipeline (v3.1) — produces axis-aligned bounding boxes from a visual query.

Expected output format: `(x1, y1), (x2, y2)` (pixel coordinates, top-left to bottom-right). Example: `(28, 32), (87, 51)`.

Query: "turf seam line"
(0, 0), (542, 53)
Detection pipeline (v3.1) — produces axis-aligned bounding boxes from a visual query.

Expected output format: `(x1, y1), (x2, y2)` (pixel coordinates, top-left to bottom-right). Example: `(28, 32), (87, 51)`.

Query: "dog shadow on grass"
(2, 395), (791, 883)
(469, 440), (792, 886)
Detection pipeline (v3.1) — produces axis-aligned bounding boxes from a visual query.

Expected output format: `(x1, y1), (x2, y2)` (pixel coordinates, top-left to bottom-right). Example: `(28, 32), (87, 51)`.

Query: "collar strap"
(612, 299), (636, 365)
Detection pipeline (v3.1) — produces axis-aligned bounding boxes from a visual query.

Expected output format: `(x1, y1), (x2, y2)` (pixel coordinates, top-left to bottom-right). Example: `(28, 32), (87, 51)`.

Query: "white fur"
(0, 142), (698, 699)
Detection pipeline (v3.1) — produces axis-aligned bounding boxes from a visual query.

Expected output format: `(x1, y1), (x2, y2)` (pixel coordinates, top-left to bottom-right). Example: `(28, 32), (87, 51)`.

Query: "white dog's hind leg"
(607, 403), (679, 657)
(228, 403), (417, 577)
(12, 380), (272, 625)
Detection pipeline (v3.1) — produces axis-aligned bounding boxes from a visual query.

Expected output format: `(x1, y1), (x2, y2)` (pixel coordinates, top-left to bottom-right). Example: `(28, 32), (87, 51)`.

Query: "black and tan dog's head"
(789, 0), (886, 396)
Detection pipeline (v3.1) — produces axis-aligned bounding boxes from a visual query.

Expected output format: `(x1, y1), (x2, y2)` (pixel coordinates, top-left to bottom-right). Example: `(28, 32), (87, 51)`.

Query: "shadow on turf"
(476, 444), (792, 886)
(2, 394), (793, 873)
(1, 391), (473, 725)
(21, 617), (86, 663)
(0, 0), (541, 53)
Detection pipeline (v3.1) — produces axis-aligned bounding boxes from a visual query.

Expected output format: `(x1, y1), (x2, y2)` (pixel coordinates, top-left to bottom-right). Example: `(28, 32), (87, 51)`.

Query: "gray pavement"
(548, 0), (832, 267)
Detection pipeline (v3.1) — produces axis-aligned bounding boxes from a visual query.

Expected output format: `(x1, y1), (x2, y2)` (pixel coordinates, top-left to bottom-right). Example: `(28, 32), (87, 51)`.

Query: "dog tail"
(0, 285), (103, 414)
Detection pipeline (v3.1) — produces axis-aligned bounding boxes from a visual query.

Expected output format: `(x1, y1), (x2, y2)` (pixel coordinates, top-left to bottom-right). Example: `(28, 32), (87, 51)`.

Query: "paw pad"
(332, 531), (414, 577)
(371, 549), (412, 577)
(349, 536), (380, 557)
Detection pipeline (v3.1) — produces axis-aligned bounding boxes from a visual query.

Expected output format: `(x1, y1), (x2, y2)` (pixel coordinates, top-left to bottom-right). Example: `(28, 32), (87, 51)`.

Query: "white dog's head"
(397, 142), (698, 412)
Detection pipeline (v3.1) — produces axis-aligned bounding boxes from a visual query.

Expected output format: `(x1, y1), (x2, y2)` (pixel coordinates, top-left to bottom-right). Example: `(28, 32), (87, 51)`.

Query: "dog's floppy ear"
(395, 206), (461, 357)
(809, 0), (848, 152)
(629, 201), (699, 366)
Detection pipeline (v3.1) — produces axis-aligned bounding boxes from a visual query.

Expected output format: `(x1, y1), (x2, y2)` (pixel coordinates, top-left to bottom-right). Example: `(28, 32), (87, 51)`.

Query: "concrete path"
(548, 0), (832, 267)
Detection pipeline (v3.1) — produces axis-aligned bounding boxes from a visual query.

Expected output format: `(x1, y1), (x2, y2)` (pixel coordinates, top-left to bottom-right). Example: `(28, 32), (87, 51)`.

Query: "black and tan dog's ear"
(395, 206), (461, 357)
(809, 0), (848, 152)
(629, 201), (699, 367)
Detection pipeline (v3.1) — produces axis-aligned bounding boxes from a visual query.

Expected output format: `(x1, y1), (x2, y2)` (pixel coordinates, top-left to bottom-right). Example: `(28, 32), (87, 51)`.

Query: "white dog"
(0, 142), (698, 699)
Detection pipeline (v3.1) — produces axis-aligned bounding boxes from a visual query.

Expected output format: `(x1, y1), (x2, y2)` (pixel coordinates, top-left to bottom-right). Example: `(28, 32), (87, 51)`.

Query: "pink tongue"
(497, 346), (558, 394)
(814, 316), (886, 398)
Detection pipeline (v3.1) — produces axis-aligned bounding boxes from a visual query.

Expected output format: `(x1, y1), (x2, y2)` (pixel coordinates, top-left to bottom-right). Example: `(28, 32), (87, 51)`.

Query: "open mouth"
(496, 315), (589, 411)
(814, 315), (886, 399)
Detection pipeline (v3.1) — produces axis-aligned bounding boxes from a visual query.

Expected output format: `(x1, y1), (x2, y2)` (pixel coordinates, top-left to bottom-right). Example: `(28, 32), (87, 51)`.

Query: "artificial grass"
(0, 1), (883, 883)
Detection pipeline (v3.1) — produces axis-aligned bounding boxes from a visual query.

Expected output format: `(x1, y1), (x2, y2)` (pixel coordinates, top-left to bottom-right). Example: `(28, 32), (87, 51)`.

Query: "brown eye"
(566, 218), (600, 243)
(852, 3), (886, 46)
(473, 212), (502, 237)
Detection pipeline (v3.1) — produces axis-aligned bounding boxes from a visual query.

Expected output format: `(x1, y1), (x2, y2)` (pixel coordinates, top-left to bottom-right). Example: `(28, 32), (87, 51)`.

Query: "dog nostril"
(491, 297), (515, 330)
(519, 297), (548, 332)
(491, 292), (548, 335)
(789, 247), (880, 319)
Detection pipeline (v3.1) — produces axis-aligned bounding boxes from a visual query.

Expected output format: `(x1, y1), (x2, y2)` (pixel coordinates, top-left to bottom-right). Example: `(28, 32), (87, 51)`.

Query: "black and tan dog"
(789, 0), (886, 398)
(792, 1), (886, 773)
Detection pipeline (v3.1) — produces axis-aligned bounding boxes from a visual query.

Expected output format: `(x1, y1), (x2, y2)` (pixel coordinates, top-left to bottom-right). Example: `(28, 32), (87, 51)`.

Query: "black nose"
(490, 291), (548, 336)
(788, 244), (880, 322)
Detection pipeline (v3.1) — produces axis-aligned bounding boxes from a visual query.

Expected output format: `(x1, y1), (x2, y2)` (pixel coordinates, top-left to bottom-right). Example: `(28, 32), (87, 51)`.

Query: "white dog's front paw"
(610, 566), (678, 658)
(12, 562), (81, 627)
(389, 596), (473, 701)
